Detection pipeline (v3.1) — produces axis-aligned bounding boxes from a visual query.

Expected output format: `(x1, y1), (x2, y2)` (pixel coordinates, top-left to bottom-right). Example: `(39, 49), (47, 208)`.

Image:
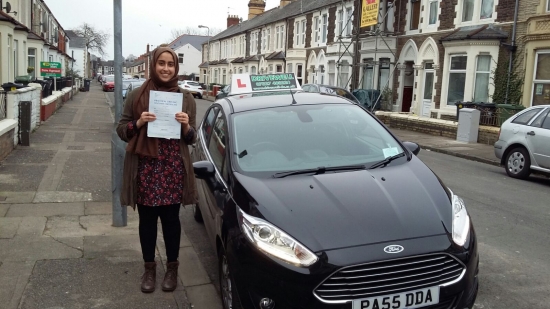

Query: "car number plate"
(352, 287), (439, 309)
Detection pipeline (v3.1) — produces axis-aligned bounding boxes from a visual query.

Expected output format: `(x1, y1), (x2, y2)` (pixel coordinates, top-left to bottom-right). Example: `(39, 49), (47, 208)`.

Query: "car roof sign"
(229, 73), (302, 96)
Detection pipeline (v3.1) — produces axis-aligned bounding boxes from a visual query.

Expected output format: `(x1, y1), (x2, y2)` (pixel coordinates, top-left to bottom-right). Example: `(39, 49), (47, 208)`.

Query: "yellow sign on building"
(361, 0), (380, 28)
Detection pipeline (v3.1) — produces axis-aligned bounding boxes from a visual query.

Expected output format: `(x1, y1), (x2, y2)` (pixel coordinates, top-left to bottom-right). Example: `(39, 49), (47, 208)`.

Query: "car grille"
(314, 254), (465, 302)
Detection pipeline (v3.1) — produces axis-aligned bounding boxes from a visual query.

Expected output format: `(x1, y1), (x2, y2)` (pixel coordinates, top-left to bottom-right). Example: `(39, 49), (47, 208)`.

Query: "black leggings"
(137, 204), (181, 263)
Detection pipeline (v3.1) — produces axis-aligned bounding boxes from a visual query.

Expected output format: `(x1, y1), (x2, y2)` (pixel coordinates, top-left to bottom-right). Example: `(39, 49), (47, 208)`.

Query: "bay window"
(345, 7), (353, 36)
(295, 21), (300, 46)
(276, 26), (280, 49)
(337, 10), (344, 36)
(297, 64), (303, 85)
(473, 55), (491, 102)
(301, 20), (306, 45)
(267, 28), (271, 50)
(410, 0), (421, 30)
(362, 59), (374, 89)
(532, 51), (550, 106)
(314, 17), (320, 43)
(28, 48), (36, 79)
(447, 55), (467, 105)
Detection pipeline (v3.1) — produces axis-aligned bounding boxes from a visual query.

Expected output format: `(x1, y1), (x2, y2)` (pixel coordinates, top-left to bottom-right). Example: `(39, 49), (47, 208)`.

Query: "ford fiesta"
(191, 74), (479, 309)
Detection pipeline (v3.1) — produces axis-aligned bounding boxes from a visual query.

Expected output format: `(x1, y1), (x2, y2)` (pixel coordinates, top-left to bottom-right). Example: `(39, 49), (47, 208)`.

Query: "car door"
(526, 108), (550, 169)
(510, 107), (546, 161)
(203, 109), (230, 244)
(194, 106), (220, 242)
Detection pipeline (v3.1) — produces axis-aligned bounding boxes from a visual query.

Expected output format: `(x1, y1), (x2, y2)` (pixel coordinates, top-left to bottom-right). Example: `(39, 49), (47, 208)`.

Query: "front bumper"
(227, 227), (479, 309)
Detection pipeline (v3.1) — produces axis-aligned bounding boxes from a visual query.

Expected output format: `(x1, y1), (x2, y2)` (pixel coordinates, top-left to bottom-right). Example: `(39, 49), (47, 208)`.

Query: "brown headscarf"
(126, 46), (181, 157)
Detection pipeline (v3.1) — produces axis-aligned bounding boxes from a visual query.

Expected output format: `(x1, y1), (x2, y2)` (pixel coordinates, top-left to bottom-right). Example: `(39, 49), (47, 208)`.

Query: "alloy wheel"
(507, 151), (525, 175)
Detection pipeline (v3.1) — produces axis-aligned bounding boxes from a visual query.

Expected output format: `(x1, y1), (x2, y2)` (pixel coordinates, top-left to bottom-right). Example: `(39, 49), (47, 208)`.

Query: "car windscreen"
(186, 82), (201, 87)
(232, 104), (404, 173)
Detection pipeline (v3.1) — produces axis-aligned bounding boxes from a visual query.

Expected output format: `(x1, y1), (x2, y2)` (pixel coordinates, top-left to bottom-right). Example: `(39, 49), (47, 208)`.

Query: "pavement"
(0, 88), (500, 309)
(0, 83), (221, 309)
(203, 95), (501, 166)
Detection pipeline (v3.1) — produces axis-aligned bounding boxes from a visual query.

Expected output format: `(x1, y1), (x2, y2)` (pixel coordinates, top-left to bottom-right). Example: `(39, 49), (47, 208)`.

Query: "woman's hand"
(175, 112), (190, 128)
(137, 111), (156, 128)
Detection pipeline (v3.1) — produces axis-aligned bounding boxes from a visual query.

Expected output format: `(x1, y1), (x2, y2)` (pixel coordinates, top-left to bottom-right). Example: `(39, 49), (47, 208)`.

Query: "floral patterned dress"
(127, 120), (195, 206)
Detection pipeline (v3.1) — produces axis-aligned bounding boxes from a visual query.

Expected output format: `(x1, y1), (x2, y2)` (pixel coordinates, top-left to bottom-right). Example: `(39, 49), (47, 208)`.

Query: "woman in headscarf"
(117, 45), (198, 293)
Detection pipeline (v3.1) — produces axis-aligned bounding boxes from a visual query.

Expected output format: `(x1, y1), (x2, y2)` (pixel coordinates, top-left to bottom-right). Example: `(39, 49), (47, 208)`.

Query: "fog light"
(260, 298), (275, 309)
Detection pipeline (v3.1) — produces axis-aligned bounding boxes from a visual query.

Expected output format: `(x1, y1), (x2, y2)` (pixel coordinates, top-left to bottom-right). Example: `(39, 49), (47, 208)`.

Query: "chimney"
(280, 0), (294, 7)
(227, 15), (240, 28)
(248, 0), (266, 20)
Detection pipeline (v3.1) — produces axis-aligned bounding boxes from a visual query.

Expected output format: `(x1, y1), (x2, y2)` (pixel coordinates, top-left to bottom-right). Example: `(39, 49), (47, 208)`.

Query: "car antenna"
(287, 74), (297, 105)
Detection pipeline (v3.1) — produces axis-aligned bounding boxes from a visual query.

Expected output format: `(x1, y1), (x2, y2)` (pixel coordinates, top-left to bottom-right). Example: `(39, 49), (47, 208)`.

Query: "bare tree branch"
(73, 23), (110, 57)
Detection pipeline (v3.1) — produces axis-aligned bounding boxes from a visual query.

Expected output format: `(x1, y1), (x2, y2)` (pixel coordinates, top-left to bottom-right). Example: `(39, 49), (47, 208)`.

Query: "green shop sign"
(40, 62), (62, 77)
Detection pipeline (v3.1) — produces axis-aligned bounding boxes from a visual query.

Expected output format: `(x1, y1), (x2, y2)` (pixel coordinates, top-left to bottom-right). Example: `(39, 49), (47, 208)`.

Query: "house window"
(268, 64), (273, 73)
(276, 65), (282, 72)
(532, 51), (550, 106)
(462, 0), (474, 22)
(214, 69), (219, 83)
(473, 55), (491, 102)
(14, 40), (19, 77)
(301, 20), (306, 45)
(547, 0), (550, 11)
(222, 69), (226, 85)
(339, 62), (349, 88)
(428, 0), (438, 25)
(295, 21), (300, 46)
(267, 29), (271, 50)
(447, 55), (467, 105)
(7, 35), (12, 81)
(345, 7), (353, 36)
(362, 59), (374, 89)
(337, 10), (344, 36)
(328, 61), (336, 85)
(378, 58), (390, 91)
(480, 0), (494, 19)
(410, 0), (421, 30)
(297, 64), (303, 85)
(251, 66), (257, 74)
(28, 48), (36, 79)
(262, 30), (266, 51)
(276, 26), (280, 48)
(322, 14), (328, 43)
(178, 53), (184, 64)
(314, 17), (320, 42)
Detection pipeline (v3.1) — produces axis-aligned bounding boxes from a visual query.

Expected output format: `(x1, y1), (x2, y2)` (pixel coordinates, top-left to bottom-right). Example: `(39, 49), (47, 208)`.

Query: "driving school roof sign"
(230, 73), (302, 96)
(40, 62), (62, 78)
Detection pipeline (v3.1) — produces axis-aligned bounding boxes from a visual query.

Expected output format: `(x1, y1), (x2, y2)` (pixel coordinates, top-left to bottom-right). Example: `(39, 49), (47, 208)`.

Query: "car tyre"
(198, 94), (203, 100)
(219, 246), (242, 309)
(193, 204), (203, 223)
(505, 147), (531, 179)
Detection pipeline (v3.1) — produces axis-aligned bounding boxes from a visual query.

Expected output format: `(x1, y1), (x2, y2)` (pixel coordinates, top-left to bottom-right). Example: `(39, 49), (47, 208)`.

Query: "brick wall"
(438, 0), (457, 31)
(327, 7), (337, 44)
(245, 32), (251, 57)
(305, 13), (313, 48)
(288, 18), (295, 49)
(375, 112), (499, 144)
(257, 30), (262, 56)
(0, 129), (15, 161)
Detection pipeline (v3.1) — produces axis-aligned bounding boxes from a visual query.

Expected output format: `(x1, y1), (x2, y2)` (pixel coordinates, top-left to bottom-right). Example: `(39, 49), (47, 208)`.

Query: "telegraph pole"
(111, 0), (127, 226)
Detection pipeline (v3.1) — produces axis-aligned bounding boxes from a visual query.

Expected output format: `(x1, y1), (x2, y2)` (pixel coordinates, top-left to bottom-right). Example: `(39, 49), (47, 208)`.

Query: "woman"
(116, 45), (198, 293)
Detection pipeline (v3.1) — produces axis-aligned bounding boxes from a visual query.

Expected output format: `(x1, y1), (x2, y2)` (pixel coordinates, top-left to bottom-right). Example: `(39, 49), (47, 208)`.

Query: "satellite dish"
(4, 2), (12, 13)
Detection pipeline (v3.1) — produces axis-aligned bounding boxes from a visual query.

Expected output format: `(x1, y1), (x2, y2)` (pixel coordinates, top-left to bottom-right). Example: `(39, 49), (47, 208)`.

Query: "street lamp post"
(198, 25), (210, 97)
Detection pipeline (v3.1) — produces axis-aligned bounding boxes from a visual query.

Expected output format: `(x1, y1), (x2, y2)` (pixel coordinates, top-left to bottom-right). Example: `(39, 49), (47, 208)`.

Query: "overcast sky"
(44, 0), (280, 59)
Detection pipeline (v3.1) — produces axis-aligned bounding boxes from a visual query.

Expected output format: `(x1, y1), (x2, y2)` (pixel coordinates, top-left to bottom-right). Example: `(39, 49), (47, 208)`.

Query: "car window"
(187, 81), (200, 87)
(541, 110), (550, 130)
(122, 81), (132, 89)
(207, 111), (228, 180)
(512, 108), (544, 125)
(202, 106), (219, 143)
(530, 109), (549, 128)
(302, 85), (311, 92)
(232, 104), (404, 173)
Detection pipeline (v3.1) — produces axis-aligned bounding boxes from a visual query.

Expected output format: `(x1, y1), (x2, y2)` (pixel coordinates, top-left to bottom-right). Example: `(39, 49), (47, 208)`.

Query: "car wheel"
(198, 94), (203, 99)
(193, 204), (203, 223)
(505, 147), (531, 179)
(219, 246), (242, 309)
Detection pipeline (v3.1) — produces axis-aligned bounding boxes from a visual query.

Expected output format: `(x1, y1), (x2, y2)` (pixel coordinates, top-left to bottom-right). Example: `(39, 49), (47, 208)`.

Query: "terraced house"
(199, 0), (356, 89)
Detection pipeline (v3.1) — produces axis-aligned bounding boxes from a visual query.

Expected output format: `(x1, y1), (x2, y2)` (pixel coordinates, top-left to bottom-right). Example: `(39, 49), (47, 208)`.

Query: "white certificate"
(147, 90), (183, 139)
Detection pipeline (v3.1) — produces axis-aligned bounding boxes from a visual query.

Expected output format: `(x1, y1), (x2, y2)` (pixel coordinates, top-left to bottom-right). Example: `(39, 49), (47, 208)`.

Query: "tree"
(126, 54), (137, 62)
(168, 27), (223, 42)
(73, 23), (110, 57)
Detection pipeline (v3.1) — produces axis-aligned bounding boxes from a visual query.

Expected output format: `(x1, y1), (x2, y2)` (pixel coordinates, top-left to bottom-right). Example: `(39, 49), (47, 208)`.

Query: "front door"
(422, 64), (434, 117)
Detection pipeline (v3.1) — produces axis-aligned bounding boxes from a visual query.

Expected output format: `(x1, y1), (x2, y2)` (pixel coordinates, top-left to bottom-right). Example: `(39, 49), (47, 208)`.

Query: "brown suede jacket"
(116, 87), (198, 209)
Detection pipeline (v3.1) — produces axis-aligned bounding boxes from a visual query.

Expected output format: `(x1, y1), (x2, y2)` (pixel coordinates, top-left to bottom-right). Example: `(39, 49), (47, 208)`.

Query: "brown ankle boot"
(161, 261), (179, 292)
(141, 262), (156, 293)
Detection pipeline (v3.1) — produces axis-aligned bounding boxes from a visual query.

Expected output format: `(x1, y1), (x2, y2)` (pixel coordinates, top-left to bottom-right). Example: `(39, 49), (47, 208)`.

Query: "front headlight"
(237, 207), (318, 267)
(450, 190), (470, 246)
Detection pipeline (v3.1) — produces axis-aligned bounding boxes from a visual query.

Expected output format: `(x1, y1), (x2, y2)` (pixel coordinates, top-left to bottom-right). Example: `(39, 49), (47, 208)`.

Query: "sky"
(44, 0), (280, 60)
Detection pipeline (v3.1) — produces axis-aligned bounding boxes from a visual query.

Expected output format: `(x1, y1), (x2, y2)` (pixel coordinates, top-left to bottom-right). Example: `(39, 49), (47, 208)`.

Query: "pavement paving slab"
(1, 149), (56, 165)
(18, 258), (187, 309)
(0, 217), (21, 239)
(0, 260), (36, 309)
(33, 191), (93, 203)
(0, 165), (47, 191)
(185, 284), (223, 309)
(3, 237), (83, 261)
(0, 204), (9, 216)
(44, 214), (139, 238)
(84, 201), (113, 215)
(6, 202), (84, 217)
(83, 235), (142, 260)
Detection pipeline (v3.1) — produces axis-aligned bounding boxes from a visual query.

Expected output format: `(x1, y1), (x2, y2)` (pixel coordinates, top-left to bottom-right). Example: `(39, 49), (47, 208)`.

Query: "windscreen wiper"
(273, 164), (366, 178)
(368, 152), (406, 169)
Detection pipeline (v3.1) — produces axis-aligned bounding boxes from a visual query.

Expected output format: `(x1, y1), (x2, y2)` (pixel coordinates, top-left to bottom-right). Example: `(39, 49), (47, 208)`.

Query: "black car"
(302, 83), (361, 104)
(191, 84), (478, 309)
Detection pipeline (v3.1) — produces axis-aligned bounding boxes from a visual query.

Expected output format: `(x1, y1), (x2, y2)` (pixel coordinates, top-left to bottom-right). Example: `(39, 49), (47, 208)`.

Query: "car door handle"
(527, 131), (536, 136)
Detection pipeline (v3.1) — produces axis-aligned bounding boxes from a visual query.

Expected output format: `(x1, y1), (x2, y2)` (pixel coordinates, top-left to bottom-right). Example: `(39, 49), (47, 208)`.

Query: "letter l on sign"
(237, 79), (247, 88)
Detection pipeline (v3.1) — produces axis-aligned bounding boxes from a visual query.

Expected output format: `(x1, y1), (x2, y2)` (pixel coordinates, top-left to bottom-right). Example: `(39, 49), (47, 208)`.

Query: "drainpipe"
(504, 0), (520, 104)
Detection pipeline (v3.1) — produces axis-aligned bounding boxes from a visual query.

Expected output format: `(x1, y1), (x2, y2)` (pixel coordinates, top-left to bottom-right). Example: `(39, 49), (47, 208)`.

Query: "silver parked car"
(494, 105), (550, 179)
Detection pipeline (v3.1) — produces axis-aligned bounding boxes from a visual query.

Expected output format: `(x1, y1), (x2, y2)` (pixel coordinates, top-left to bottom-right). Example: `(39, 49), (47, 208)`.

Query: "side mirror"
(193, 161), (215, 179)
(403, 141), (420, 156)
